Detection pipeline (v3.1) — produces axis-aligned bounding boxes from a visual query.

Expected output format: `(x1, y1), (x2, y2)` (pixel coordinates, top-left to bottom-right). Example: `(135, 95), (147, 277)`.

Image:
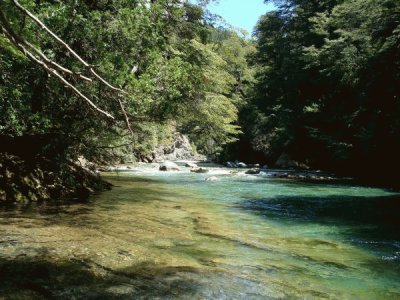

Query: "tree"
(0, 0), (247, 200)
(234, 0), (400, 184)
(0, 0), (243, 162)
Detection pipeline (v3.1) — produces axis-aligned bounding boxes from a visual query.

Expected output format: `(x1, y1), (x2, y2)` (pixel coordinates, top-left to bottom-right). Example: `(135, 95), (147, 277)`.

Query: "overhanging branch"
(0, 10), (115, 119)
(3, 0), (134, 135)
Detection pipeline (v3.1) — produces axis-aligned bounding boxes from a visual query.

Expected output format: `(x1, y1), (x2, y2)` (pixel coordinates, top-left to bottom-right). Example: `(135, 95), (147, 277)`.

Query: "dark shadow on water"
(0, 256), (205, 299)
(0, 255), (282, 299)
(237, 194), (400, 277)
(237, 194), (400, 255)
(0, 175), (223, 298)
(0, 175), (184, 229)
(239, 194), (399, 221)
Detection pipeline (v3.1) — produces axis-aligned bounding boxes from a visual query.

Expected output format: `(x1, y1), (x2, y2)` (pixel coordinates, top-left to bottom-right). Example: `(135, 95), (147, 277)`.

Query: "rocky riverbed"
(1, 165), (400, 299)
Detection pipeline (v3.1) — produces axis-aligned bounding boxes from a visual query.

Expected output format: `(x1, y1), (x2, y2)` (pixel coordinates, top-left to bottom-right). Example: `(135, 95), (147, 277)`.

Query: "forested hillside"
(1, 2), (400, 298)
(0, 0), (252, 159)
(0, 0), (255, 201)
(228, 0), (400, 186)
(1, 0), (399, 201)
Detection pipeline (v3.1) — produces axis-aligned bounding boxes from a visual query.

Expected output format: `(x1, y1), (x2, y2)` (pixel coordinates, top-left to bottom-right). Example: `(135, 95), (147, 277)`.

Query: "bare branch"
(24, 40), (93, 82)
(12, 0), (125, 93)
(11, 0), (89, 66)
(11, 0), (134, 136)
(0, 18), (115, 119)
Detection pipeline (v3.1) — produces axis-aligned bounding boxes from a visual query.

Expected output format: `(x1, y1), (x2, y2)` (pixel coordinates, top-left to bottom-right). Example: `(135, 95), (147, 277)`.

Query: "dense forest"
(226, 0), (400, 187)
(0, 0), (399, 201)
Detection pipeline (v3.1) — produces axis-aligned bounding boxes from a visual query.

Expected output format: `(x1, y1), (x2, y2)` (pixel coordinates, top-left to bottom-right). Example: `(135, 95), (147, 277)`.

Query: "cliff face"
(141, 133), (205, 162)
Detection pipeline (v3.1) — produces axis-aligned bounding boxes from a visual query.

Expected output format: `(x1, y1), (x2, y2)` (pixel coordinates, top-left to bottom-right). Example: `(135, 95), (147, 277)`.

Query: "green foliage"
(0, 0), (248, 162)
(238, 0), (400, 177)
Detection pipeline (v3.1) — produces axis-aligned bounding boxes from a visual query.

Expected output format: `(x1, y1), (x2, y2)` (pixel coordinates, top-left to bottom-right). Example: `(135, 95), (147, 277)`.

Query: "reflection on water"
(0, 165), (399, 299)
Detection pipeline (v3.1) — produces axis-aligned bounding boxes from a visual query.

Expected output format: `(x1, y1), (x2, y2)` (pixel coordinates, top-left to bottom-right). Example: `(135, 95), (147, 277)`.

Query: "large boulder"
(190, 167), (209, 174)
(159, 161), (181, 171)
(152, 133), (205, 162)
(236, 162), (247, 168)
(245, 168), (261, 175)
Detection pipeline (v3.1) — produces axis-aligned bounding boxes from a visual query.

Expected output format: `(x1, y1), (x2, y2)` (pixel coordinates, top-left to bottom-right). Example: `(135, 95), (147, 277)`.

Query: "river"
(0, 163), (399, 299)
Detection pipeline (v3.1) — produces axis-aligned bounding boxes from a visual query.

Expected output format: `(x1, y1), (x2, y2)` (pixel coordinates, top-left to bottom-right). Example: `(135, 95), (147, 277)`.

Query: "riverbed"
(0, 164), (399, 299)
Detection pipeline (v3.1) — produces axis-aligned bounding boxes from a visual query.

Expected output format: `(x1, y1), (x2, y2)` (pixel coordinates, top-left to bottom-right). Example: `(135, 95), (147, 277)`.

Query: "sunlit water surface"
(0, 164), (399, 299)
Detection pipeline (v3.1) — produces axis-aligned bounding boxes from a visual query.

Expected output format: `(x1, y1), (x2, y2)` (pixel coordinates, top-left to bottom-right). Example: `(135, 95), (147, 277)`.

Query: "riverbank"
(0, 153), (111, 203)
(1, 167), (399, 298)
(106, 161), (363, 187)
(1, 152), (397, 205)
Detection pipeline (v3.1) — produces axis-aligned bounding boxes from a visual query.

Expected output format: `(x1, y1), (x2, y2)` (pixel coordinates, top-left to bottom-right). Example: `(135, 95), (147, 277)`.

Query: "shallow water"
(0, 164), (399, 299)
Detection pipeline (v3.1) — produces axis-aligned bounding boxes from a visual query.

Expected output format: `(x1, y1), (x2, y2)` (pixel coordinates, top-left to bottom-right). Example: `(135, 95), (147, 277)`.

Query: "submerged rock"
(191, 167), (209, 174)
(205, 176), (218, 181)
(159, 161), (180, 171)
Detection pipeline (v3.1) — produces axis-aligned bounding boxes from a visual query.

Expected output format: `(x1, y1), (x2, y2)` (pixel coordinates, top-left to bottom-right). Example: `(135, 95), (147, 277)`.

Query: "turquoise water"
(0, 164), (399, 299)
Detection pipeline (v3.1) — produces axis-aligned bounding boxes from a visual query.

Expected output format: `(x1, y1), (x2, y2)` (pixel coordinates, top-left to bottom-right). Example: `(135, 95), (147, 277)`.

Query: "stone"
(226, 161), (236, 168)
(190, 167), (209, 173)
(249, 164), (260, 168)
(245, 168), (261, 175)
(237, 162), (247, 168)
(143, 155), (153, 163)
(159, 161), (181, 171)
(151, 132), (205, 162)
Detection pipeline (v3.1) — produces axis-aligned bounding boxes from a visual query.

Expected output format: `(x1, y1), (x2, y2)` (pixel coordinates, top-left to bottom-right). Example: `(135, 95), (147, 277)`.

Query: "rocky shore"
(138, 133), (205, 163)
(104, 159), (354, 186)
(0, 153), (111, 203)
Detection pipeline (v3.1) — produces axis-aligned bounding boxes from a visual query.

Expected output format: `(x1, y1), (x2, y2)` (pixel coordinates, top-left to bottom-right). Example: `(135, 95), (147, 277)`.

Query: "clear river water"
(0, 163), (400, 299)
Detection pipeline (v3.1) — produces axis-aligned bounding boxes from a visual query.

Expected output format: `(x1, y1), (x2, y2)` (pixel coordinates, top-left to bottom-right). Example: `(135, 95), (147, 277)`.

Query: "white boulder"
(159, 161), (181, 171)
